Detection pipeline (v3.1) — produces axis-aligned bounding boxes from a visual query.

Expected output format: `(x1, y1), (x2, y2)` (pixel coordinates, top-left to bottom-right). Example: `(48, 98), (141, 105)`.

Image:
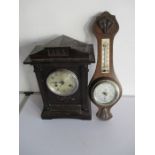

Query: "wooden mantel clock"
(24, 35), (95, 119)
(89, 11), (122, 120)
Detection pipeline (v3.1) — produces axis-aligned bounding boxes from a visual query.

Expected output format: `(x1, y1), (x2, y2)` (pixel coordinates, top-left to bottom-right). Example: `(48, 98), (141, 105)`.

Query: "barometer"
(89, 12), (122, 120)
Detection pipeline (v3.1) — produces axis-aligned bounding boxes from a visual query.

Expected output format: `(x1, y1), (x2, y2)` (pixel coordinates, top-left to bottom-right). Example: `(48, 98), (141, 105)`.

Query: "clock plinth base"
(41, 101), (92, 120)
(41, 110), (91, 120)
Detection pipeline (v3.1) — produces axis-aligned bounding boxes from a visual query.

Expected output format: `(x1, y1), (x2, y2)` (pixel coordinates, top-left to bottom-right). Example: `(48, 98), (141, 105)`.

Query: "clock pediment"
(24, 35), (95, 64)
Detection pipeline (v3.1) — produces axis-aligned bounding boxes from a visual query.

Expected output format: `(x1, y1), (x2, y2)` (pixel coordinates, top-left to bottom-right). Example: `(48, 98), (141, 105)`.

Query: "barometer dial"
(91, 80), (120, 106)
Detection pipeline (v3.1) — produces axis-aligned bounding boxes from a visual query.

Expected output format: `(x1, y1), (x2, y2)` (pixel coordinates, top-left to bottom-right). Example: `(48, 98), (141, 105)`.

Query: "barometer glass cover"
(91, 80), (120, 106)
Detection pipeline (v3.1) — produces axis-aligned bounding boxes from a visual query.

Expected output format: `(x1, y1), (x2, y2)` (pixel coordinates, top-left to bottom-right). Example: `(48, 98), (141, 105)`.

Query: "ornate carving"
(33, 64), (42, 72)
(56, 96), (76, 102)
(47, 48), (69, 57)
(96, 11), (119, 35)
(97, 18), (113, 34)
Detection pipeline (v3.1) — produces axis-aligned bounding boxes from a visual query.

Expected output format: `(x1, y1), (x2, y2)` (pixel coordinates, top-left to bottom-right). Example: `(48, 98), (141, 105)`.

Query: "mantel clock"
(24, 35), (95, 119)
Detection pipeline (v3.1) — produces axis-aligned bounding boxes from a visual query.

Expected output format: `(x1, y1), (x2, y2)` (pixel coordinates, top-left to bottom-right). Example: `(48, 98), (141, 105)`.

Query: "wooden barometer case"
(89, 12), (122, 120)
(24, 35), (95, 120)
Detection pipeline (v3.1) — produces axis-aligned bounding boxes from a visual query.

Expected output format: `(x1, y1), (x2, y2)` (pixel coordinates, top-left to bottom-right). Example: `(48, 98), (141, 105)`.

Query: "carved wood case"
(89, 12), (122, 120)
(24, 35), (95, 119)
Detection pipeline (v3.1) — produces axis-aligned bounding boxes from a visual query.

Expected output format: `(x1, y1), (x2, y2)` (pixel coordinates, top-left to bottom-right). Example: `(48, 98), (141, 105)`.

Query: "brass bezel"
(46, 69), (79, 96)
(90, 79), (121, 107)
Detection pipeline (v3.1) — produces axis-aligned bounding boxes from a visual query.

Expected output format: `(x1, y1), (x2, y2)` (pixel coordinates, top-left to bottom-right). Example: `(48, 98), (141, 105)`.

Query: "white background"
(19, 0), (135, 95)
(2, 1), (155, 155)
(20, 95), (134, 155)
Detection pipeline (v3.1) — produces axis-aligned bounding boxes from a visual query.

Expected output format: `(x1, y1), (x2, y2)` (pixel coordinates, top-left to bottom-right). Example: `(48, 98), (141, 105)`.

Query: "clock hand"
(68, 84), (73, 87)
(102, 92), (107, 96)
(59, 81), (64, 85)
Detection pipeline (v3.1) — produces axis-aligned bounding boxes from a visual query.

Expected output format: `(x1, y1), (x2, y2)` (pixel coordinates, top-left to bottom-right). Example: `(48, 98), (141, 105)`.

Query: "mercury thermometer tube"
(101, 39), (110, 73)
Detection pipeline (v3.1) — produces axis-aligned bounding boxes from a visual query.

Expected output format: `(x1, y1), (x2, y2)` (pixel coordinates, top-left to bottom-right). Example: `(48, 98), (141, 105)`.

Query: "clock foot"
(96, 107), (112, 120)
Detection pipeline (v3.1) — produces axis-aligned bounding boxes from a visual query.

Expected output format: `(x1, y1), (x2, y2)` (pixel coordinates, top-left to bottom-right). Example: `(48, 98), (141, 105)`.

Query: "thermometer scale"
(101, 38), (110, 73)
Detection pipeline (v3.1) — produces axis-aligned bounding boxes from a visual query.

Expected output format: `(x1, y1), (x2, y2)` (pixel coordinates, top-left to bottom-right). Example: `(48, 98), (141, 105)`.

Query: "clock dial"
(46, 69), (79, 96)
(91, 80), (120, 106)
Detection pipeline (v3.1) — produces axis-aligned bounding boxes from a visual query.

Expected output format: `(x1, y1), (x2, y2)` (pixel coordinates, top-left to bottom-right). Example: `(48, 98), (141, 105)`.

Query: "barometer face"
(91, 80), (120, 106)
(46, 69), (79, 96)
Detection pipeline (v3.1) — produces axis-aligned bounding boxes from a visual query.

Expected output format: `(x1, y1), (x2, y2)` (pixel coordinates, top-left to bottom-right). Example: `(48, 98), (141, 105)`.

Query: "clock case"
(24, 35), (95, 120)
(88, 12), (122, 120)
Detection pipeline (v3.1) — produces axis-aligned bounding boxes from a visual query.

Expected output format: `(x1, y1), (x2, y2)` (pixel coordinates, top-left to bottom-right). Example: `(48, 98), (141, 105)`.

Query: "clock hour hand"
(59, 81), (64, 85)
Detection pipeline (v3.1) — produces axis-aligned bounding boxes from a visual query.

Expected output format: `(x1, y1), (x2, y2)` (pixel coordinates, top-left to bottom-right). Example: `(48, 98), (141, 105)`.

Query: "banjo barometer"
(89, 11), (122, 120)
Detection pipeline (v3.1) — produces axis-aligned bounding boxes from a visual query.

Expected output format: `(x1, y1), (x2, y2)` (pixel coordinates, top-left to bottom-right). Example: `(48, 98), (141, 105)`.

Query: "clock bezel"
(46, 68), (79, 97)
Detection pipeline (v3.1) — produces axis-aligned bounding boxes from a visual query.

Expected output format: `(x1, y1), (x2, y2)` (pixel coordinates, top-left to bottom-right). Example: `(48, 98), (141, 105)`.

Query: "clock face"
(91, 80), (120, 106)
(46, 69), (79, 96)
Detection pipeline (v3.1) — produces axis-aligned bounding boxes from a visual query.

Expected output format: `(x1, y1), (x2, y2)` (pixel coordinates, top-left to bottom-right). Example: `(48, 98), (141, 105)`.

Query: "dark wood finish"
(24, 35), (95, 120)
(89, 11), (122, 120)
(24, 35), (95, 64)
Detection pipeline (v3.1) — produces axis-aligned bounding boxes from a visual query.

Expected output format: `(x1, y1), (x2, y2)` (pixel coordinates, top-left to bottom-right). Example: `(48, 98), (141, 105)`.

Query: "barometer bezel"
(90, 79), (121, 107)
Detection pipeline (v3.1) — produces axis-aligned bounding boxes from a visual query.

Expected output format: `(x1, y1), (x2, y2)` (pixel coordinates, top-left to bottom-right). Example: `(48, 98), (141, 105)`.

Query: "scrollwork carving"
(96, 11), (119, 35)
(97, 18), (113, 34)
